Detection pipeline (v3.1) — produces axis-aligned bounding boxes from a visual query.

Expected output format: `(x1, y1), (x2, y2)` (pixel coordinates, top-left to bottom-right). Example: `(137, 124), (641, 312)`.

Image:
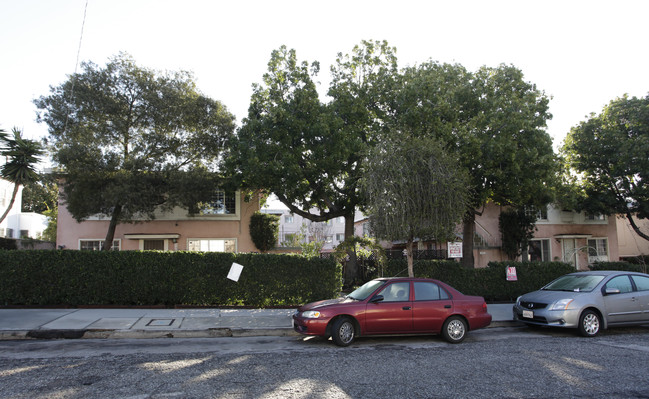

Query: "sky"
(1, 0), (649, 158)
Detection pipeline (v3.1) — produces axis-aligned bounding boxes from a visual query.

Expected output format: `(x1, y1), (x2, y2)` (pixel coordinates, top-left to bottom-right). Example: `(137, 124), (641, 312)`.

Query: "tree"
(361, 136), (470, 277)
(249, 212), (279, 252)
(562, 94), (649, 241)
(0, 128), (44, 225)
(35, 53), (235, 250)
(397, 63), (557, 267)
(499, 207), (538, 260)
(22, 173), (58, 213)
(228, 41), (397, 280)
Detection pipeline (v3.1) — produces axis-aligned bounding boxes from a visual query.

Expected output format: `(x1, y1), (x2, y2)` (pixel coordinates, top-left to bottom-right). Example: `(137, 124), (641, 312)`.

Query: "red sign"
(506, 266), (518, 281)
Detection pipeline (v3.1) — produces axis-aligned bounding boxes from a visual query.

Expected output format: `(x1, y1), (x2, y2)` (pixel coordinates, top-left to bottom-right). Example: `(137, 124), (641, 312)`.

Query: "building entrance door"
(562, 239), (578, 268)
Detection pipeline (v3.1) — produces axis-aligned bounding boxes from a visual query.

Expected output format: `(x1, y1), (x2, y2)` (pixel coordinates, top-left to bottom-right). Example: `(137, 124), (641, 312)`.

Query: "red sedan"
(292, 277), (492, 346)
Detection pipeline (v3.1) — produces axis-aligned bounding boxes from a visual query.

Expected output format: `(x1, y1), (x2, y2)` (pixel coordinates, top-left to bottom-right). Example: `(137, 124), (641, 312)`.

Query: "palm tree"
(0, 128), (44, 225)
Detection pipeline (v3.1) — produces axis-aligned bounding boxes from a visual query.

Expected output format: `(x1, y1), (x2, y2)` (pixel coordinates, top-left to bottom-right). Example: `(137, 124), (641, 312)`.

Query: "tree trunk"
(0, 183), (20, 225)
(406, 237), (414, 277)
(343, 211), (358, 286)
(102, 204), (122, 251)
(626, 211), (649, 241)
(461, 213), (475, 268)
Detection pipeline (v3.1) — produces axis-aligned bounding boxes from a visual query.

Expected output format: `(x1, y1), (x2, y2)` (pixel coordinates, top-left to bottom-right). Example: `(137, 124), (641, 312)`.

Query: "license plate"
(523, 310), (534, 319)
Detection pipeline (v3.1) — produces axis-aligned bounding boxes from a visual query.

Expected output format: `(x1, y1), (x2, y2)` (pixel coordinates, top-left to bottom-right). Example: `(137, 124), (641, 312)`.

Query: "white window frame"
(187, 238), (237, 253)
(587, 238), (609, 263)
(79, 239), (121, 251)
(528, 239), (550, 262)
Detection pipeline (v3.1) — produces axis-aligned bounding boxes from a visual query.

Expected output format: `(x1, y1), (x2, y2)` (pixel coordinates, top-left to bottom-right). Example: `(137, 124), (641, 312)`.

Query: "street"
(1, 326), (648, 399)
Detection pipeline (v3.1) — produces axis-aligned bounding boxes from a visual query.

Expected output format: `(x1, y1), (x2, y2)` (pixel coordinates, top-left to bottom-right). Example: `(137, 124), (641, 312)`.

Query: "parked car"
(292, 277), (492, 346)
(513, 270), (649, 337)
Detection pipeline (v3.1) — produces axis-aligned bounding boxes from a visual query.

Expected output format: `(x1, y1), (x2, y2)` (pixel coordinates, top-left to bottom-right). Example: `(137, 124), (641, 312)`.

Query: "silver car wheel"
(447, 319), (466, 340)
(332, 318), (355, 346)
(581, 312), (600, 336)
(338, 321), (354, 344)
(442, 316), (467, 343)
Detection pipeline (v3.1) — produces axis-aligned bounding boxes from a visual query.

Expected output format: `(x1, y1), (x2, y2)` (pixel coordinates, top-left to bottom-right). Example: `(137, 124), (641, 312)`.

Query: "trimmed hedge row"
(0, 250), (341, 307)
(383, 259), (576, 302)
(589, 261), (647, 273)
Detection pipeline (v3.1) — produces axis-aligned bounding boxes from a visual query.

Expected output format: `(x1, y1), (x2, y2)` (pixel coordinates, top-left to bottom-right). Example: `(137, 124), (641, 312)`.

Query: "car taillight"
(482, 302), (488, 311)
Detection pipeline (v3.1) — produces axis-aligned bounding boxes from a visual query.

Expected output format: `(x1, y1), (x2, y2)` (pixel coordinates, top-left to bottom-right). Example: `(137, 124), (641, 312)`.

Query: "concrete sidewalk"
(0, 304), (517, 340)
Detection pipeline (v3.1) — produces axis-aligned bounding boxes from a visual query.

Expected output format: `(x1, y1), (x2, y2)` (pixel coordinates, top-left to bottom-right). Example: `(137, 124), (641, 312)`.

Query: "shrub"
(0, 250), (341, 307)
(383, 259), (575, 302)
(249, 212), (279, 252)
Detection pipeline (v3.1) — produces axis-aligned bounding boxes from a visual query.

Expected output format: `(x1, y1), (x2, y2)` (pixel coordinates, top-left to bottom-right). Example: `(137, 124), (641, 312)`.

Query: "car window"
(377, 282), (410, 302)
(543, 275), (605, 292)
(414, 282), (450, 301)
(605, 275), (633, 293)
(348, 280), (385, 300)
(631, 275), (649, 291)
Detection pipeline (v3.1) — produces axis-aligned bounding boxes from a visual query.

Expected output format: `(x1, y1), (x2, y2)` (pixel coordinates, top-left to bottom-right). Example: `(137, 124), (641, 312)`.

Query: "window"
(414, 282), (450, 301)
(631, 275), (649, 291)
(198, 190), (236, 215)
(525, 206), (548, 221)
(362, 222), (371, 237)
(605, 275), (633, 294)
(336, 233), (345, 242)
(587, 238), (608, 262)
(6, 228), (13, 238)
(378, 282), (410, 302)
(284, 215), (294, 223)
(80, 240), (120, 251)
(325, 235), (333, 244)
(20, 230), (29, 238)
(143, 240), (165, 251)
(529, 239), (550, 262)
(586, 213), (606, 221)
(188, 239), (236, 252)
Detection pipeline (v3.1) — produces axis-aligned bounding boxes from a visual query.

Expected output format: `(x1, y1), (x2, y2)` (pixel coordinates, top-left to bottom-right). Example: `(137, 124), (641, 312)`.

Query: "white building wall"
(0, 179), (47, 239)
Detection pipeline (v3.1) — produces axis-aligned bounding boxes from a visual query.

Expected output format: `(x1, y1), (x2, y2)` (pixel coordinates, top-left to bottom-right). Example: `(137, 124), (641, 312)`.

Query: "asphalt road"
(1, 326), (648, 398)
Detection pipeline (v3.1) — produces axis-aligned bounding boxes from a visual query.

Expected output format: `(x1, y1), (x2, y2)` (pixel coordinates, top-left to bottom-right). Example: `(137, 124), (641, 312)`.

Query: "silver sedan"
(513, 270), (649, 336)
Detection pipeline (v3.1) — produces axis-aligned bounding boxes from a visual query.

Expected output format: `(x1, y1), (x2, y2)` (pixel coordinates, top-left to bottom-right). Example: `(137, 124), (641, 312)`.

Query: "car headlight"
(549, 299), (574, 311)
(516, 296), (522, 306)
(301, 310), (322, 318)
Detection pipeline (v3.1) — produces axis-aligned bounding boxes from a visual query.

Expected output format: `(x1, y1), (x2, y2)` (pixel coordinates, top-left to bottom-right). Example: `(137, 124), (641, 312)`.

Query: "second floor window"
(199, 190), (236, 215)
(525, 206), (548, 221)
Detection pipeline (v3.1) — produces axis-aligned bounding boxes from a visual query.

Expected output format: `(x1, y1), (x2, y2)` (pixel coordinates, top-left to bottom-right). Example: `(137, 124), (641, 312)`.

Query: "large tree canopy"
(227, 41), (397, 280)
(562, 94), (649, 240)
(35, 53), (235, 249)
(362, 136), (470, 277)
(396, 62), (557, 267)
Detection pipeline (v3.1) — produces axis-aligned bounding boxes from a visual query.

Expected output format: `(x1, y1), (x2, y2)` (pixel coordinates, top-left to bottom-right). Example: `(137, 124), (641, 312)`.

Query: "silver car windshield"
(347, 280), (386, 300)
(543, 275), (605, 292)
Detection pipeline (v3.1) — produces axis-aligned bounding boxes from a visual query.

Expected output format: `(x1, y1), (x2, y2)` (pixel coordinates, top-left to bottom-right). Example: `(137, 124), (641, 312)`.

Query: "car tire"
(442, 316), (467, 344)
(578, 309), (601, 337)
(331, 317), (355, 347)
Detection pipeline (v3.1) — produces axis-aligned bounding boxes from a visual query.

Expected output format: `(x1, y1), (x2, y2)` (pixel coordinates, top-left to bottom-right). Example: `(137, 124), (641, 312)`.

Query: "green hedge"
(589, 261), (647, 273)
(0, 250), (341, 307)
(383, 259), (576, 302)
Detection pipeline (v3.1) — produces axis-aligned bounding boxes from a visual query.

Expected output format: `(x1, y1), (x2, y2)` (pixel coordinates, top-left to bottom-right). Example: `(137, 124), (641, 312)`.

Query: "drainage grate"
(147, 319), (175, 327)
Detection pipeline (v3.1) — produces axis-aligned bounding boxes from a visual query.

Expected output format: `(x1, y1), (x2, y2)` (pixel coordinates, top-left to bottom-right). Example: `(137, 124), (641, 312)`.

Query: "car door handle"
(402, 306), (411, 310)
(444, 305), (451, 309)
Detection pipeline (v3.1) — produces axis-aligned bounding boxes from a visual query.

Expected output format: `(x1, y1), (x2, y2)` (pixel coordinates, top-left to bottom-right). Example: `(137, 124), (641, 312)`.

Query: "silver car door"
(603, 275), (643, 324)
(630, 275), (649, 322)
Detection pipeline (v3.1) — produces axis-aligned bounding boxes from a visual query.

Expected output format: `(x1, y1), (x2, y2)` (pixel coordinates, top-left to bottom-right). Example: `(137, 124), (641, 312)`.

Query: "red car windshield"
(347, 280), (386, 300)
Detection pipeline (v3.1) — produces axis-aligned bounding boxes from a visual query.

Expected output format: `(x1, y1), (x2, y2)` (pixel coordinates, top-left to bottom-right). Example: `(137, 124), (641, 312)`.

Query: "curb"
(0, 322), (520, 341)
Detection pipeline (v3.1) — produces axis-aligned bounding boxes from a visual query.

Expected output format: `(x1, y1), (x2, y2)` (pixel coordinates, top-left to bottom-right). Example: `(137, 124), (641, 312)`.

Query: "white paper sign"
(227, 262), (244, 282)
(447, 242), (463, 258)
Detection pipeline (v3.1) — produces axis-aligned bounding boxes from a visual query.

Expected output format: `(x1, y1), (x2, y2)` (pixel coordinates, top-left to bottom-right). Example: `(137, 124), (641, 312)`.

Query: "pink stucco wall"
(57, 192), (260, 252)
